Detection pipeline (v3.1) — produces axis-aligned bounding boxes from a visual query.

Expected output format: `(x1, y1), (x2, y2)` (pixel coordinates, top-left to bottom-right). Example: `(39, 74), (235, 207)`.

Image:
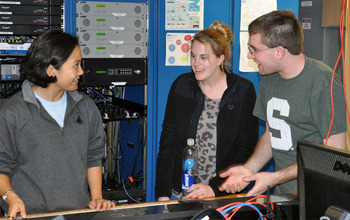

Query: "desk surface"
(1, 194), (298, 220)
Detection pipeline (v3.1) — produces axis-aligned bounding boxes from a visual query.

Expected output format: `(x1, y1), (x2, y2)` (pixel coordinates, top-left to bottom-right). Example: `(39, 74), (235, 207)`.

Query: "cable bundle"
(215, 195), (274, 220)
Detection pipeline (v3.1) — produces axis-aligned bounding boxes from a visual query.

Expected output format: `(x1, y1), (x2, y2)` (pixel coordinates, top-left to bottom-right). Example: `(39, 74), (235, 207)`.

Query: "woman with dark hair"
(0, 30), (115, 219)
(155, 21), (259, 201)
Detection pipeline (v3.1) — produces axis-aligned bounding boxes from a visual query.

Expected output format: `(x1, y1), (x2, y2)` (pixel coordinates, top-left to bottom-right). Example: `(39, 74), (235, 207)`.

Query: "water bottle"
(182, 138), (198, 196)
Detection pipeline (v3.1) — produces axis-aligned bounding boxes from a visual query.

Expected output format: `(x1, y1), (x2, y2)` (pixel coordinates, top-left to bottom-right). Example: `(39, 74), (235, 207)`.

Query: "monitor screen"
(297, 140), (350, 219)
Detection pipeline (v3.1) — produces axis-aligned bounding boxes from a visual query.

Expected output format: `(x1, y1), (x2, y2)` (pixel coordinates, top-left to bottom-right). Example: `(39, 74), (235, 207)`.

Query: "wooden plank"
(0, 194), (241, 219)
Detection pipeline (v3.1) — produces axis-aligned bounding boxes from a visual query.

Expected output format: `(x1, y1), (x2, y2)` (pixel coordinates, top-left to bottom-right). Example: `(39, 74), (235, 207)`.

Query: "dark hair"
(191, 21), (233, 72)
(20, 30), (79, 88)
(248, 10), (303, 55)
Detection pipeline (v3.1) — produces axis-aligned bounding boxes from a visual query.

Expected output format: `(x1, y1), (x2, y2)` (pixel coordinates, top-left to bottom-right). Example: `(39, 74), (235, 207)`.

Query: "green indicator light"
(96, 71), (106, 74)
(96, 5), (106, 8)
(96, 19), (105, 22)
(96, 33), (106, 36)
(96, 47), (106, 50)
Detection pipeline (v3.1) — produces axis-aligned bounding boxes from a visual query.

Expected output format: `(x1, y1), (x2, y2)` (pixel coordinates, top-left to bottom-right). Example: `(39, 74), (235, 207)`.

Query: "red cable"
(344, 0), (350, 128)
(128, 176), (134, 182)
(325, 0), (348, 145)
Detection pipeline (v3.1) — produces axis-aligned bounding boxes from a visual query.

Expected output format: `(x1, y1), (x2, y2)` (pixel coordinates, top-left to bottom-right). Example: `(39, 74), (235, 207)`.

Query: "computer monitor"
(297, 140), (350, 219)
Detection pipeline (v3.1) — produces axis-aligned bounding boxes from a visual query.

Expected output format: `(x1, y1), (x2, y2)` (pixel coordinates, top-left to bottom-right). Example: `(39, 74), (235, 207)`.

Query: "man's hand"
(241, 172), (279, 196)
(218, 165), (253, 194)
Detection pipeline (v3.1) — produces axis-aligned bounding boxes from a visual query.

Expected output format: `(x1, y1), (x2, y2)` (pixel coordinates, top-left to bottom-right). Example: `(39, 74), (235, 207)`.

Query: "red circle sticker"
(181, 43), (190, 53)
(184, 35), (192, 41)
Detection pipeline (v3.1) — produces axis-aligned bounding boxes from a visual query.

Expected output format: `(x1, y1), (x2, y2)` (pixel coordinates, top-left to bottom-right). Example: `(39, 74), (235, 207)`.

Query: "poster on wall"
(165, 0), (204, 30)
(240, 0), (277, 31)
(239, 0), (277, 72)
(239, 32), (260, 72)
(165, 33), (194, 66)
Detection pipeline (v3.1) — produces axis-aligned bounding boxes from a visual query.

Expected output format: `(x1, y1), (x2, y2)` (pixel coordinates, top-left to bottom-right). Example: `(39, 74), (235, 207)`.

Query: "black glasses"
(247, 43), (274, 56)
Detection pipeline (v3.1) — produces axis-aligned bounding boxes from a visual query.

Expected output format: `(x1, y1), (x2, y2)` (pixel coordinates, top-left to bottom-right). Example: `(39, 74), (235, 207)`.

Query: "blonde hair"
(191, 21), (233, 72)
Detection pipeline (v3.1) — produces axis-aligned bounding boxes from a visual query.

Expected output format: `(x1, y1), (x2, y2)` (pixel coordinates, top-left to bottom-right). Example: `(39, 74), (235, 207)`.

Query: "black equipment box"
(102, 188), (145, 205)
(82, 58), (147, 86)
(0, 15), (61, 26)
(0, 5), (62, 15)
(0, 0), (63, 6)
(0, 25), (61, 35)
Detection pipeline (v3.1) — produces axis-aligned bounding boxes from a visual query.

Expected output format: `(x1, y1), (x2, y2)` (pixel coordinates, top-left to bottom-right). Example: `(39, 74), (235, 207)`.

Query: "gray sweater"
(0, 80), (104, 214)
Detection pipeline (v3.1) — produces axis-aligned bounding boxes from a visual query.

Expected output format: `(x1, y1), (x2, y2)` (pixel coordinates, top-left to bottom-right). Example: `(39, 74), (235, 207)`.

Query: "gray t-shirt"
(253, 56), (346, 194)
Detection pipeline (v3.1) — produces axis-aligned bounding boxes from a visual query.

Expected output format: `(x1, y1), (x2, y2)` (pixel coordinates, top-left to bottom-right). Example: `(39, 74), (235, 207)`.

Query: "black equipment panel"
(82, 58), (147, 86)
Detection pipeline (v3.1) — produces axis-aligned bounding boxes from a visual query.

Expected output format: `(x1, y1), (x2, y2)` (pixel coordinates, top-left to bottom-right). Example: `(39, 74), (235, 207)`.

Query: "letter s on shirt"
(267, 97), (293, 151)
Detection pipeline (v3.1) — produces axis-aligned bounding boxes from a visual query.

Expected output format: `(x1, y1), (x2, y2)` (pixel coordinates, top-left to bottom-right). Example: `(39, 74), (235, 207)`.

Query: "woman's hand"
(158, 197), (170, 201)
(6, 192), (27, 219)
(184, 184), (215, 199)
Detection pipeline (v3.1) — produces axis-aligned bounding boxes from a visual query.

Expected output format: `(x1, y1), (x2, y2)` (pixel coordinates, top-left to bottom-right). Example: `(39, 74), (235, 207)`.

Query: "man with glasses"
(218, 10), (347, 196)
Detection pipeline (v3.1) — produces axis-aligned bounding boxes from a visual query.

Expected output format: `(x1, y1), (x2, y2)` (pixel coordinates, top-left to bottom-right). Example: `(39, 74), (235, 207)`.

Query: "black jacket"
(155, 71), (259, 198)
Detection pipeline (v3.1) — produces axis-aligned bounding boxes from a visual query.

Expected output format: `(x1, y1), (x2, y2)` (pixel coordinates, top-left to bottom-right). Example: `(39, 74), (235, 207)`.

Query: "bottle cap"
(187, 138), (194, 146)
